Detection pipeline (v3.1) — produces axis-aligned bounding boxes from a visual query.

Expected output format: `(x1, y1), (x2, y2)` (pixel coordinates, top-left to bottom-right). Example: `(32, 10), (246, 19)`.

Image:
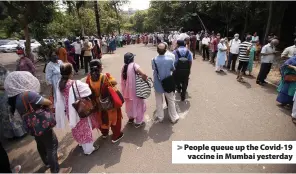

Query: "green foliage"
(37, 43), (57, 60)
(99, 1), (119, 34)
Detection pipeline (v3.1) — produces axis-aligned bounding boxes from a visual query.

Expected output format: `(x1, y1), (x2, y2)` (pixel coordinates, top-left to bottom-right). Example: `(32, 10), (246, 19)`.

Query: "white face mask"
(18, 54), (23, 58)
(235, 37), (239, 40)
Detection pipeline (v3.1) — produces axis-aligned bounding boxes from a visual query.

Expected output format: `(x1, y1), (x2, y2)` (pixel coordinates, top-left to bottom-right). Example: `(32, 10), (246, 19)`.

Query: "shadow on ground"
(121, 124), (149, 147)
(9, 132), (74, 173)
(57, 137), (123, 172)
(148, 109), (174, 144)
(3, 134), (34, 153)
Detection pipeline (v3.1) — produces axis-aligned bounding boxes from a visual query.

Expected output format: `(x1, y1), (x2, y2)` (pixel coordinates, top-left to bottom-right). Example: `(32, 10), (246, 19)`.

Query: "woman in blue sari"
(276, 56), (296, 106)
(109, 36), (116, 54)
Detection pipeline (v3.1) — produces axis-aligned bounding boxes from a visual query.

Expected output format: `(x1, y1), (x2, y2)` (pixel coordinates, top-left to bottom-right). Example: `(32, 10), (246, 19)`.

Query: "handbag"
(153, 59), (175, 93)
(105, 75), (124, 108)
(72, 81), (96, 118)
(284, 74), (296, 82)
(133, 63), (153, 99)
(97, 75), (114, 111)
(21, 92), (56, 136)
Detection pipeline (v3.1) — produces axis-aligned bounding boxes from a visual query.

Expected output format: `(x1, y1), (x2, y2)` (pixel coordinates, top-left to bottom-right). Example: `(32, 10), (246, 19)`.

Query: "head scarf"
(0, 64), (8, 87)
(4, 71), (40, 97)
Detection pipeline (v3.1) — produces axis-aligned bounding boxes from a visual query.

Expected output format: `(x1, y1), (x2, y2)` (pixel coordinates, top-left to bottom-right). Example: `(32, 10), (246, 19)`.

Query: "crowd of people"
(1, 26), (296, 173)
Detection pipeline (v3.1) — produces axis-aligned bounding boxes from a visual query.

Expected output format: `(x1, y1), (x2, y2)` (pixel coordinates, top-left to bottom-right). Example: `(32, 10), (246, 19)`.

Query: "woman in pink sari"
(121, 52), (148, 128)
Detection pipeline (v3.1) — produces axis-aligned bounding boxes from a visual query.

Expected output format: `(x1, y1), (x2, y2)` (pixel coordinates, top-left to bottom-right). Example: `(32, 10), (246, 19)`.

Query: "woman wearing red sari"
(64, 41), (78, 74)
(93, 40), (102, 59)
(86, 59), (124, 143)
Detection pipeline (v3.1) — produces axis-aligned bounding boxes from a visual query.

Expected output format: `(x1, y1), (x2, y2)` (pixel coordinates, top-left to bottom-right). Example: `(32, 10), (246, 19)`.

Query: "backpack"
(175, 50), (190, 71)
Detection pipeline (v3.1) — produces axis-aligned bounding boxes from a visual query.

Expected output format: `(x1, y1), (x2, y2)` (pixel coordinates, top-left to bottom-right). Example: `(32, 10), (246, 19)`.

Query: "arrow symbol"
(177, 145), (182, 150)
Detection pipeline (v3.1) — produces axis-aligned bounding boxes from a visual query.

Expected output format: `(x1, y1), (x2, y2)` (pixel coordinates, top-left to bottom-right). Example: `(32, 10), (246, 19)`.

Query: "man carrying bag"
(152, 43), (180, 124)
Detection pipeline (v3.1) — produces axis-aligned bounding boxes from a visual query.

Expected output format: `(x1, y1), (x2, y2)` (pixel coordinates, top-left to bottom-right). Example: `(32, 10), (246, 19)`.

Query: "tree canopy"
(125, 1), (296, 48)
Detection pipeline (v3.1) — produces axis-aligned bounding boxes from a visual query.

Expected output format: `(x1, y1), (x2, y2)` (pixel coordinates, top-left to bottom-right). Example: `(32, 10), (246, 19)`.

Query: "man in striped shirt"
(237, 35), (252, 82)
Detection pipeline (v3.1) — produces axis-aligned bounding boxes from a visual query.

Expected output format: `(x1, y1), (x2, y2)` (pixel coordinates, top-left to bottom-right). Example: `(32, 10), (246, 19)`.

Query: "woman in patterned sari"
(86, 59), (124, 143)
(55, 63), (99, 155)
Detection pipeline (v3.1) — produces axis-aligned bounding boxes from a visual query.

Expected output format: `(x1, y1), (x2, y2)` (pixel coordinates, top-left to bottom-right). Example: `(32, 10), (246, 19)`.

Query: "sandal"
(292, 118), (296, 124)
(84, 144), (100, 156)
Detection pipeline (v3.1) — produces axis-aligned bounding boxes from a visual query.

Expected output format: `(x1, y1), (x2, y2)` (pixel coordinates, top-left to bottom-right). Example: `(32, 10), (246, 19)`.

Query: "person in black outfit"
(173, 40), (193, 101)
(0, 142), (13, 173)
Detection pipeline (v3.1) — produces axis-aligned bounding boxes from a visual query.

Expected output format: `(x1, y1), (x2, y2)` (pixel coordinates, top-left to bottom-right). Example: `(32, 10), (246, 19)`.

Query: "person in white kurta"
(215, 39), (228, 72)
(45, 56), (63, 104)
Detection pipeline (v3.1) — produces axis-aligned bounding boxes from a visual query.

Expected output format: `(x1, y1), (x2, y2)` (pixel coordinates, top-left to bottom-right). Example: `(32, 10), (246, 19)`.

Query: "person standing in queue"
(83, 39), (93, 75)
(152, 43), (180, 124)
(173, 40), (193, 101)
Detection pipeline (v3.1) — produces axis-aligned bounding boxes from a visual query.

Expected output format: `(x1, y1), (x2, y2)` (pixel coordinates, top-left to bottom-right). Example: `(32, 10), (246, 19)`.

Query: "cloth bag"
(134, 63), (153, 99)
(21, 92), (56, 136)
(97, 75), (114, 111)
(105, 75), (124, 108)
(153, 59), (175, 93)
(72, 80), (96, 118)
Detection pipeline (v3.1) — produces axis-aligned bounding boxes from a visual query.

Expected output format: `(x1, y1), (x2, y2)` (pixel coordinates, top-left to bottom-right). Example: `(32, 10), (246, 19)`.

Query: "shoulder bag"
(97, 75), (114, 111)
(133, 63), (153, 99)
(72, 80), (96, 118)
(153, 59), (175, 93)
(21, 92), (56, 136)
(105, 75), (124, 108)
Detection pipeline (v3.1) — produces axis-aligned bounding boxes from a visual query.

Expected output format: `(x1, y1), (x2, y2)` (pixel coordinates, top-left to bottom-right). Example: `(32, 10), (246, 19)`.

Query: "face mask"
(18, 54), (23, 58)
(235, 37), (239, 40)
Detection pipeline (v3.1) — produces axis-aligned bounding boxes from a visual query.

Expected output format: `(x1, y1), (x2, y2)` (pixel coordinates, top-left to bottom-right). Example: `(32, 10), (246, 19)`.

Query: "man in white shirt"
(227, 33), (241, 71)
(281, 38), (296, 59)
(72, 38), (82, 69)
(196, 31), (200, 53)
(201, 33), (210, 60)
(256, 38), (279, 85)
(168, 32), (173, 50)
(163, 42), (175, 61)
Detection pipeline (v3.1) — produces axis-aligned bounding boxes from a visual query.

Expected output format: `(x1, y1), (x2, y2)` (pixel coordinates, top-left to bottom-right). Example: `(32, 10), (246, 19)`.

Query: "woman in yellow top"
(86, 59), (124, 143)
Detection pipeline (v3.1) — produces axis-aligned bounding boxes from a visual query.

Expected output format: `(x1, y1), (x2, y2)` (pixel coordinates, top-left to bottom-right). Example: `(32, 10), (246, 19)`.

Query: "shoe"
(85, 144), (100, 155)
(262, 81), (268, 84)
(112, 133), (124, 143)
(134, 122), (145, 128)
(128, 118), (134, 124)
(59, 167), (72, 173)
(171, 118), (179, 124)
(181, 96), (185, 101)
(13, 165), (21, 173)
(154, 117), (164, 123)
(256, 81), (264, 86)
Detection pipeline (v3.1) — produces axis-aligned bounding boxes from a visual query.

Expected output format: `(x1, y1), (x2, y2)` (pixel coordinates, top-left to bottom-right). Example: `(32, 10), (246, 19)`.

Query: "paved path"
(4, 44), (296, 173)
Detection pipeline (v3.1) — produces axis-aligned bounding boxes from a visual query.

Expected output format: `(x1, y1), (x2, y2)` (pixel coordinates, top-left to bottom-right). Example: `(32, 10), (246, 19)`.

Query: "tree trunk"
(94, 0), (101, 38)
(77, 9), (85, 36)
(23, 23), (31, 56)
(114, 4), (121, 34)
(241, 12), (248, 40)
(263, 1), (273, 45)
